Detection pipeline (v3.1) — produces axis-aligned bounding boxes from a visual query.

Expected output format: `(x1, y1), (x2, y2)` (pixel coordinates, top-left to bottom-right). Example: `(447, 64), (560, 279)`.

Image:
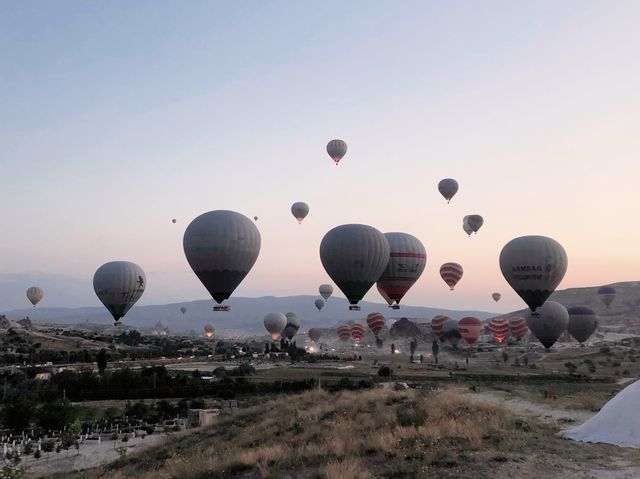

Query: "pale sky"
(1, 1), (639, 312)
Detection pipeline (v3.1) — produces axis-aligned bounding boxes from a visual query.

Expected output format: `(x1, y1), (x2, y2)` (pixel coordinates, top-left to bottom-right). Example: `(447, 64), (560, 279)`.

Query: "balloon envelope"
(264, 312), (287, 340)
(350, 323), (366, 345)
(314, 298), (325, 311)
(366, 312), (386, 337)
(464, 215), (484, 234)
(180, 306), (187, 314)
(308, 328), (322, 343)
(336, 323), (351, 342)
(526, 301), (569, 349)
(327, 139), (347, 165)
(440, 263), (463, 290)
(283, 313), (300, 340)
(499, 236), (568, 312)
(458, 317), (483, 345)
(442, 319), (461, 346)
(291, 202), (309, 223)
(492, 292), (501, 302)
(93, 261), (146, 324)
(319, 284), (333, 301)
(431, 315), (449, 339)
(377, 232), (426, 306)
(438, 178), (459, 203)
(26, 287), (44, 307)
(183, 210), (261, 305)
(567, 306), (598, 343)
(509, 318), (528, 341)
(462, 219), (473, 236)
(320, 224), (390, 307)
(488, 318), (510, 343)
(597, 286), (616, 308)
(204, 324), (215, 338)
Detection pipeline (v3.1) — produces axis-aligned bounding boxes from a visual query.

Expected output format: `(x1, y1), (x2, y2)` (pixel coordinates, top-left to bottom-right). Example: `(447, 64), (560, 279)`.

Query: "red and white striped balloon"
(458, 317), (483, 345)
(509, 318), (528, 341)
(488, 318), (510, 343)
(431, 315), (449, 339)
(336, 324), (351, 342)
(366, 312), (386, 337)
(439, 263), (463, 290)
(350, 323), (366, 345)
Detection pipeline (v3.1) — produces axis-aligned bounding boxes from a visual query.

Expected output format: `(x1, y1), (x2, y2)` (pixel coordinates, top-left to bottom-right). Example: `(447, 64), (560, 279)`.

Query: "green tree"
(97, 349), (107, 374)
(0, 398), (35, 433)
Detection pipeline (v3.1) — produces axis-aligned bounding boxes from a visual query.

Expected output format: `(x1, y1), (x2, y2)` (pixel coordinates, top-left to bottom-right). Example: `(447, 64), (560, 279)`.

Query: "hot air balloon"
(320, 224), (390, 310)
(350, 323), (366, 345)
(264, 312), (287, 340)
(488, 318), (510, 343)
(291, 202), (309, 224)
(526, 301), (569, 349)
(283, 313), (300, 340)
(567, 306), (598, 344)
(464, 215), (484, 234)
(254, 216), (258, 222)
(180, 306), (187, 314)
(437, 178), (459, 203)
(458, 317), (483, 345)
(172, 219), (177, 224)
(376, 283), (393, 306)
(442, 319), (461, 347)
(492, 292), (501, 302)
(597, 286), (616, 308)
(204, 324), (215, 338)
(308, 328), (322, 343)
(327, 139), (347, 165)
(336, 323), (351, 342)
(93, 261), (146, 325)
(366, 312), (386, 337)
(440, 263), (463, 290)
(431, 315), (449, 340)
(26, 287), (44, 307)
(509, 318), (528, 341)
(183, 210), (261, 311)
(377, 232), (426, 309)
(315, 298), (325, 311)
(462, 219), (474, 236)
(499, 236), (568, 313)
(319, 284), (333, 301)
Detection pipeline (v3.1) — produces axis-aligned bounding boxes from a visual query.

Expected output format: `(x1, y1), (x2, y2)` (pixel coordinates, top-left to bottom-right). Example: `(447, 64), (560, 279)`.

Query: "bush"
(378, 366), (393, 377)
(396, 404), (427, 427)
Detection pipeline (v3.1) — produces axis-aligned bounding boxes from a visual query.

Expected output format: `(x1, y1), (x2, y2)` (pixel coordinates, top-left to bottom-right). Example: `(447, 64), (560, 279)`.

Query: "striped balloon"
(350, 323), (366, 345)
(377, 232), (426, 306)
(308, 328), (322, 343)
(458, 317), (483, 345)
(509, 318), (529, 341)
(327, 139), (347, 165)
(377, 283), (394, 306)
(440, 263), (463, 290)
(488, 318), (510, 343)
(366, 312), (386, 337)
(336, 324), (351, 342)
(431, 315), (449, 339)
(26, 287), (44, 307)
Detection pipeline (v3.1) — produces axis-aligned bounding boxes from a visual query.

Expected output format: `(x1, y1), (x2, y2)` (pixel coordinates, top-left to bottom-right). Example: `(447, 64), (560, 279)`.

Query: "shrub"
(377, 366), (393, 377)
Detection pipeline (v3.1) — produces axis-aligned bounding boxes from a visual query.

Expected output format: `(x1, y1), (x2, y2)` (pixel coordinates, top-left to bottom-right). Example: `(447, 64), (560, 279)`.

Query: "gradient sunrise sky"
(1, 1), (639, 311)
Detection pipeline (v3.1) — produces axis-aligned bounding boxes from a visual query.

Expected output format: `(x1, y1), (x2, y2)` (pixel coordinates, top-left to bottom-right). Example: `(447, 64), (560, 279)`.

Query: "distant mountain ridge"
(1, 295), (496, 336)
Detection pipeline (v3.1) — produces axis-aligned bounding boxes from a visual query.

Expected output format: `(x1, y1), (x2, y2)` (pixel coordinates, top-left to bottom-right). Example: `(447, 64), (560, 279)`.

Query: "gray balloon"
(283, 315), (301, 340)
(438, 178), (459, 203)
(291, 202), (310, 223)
(93, 261), (146, 325)
(26, 286), (44, 307)
(442, 318), (461, 347)
(320, 224), (390, 306)
(462, 218), (473, 236)
(315, 298), (325, 311)
(327, 139), (348, 165)
(183, 210), (261, 305)
(464, 214), (484, 233)
(500, 235), (568, 312)
(319, 284), (333, 300)
(567, 306), (598, 344)
(526, 301), (569, 349)
(264, 312), (287, 340)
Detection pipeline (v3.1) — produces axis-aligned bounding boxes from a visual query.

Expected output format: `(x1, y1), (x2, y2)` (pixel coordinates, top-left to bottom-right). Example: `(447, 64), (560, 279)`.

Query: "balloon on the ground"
(350, 323), (366, 345)
(597, 286), (616, 308)
(327, 139), (347, 165)
(526, 301), (569, 349)
(93, 261), (146, 325)
(492, 292), (501, 302)
(442, 319), (461, 347)
(499, 235), (568, 312)
(314, 298), (325, 311)
(308, 328), (322, 343)
(437, 178), (459, 203)
(440, 263), (463, 290)
(336, 323), (351, 342)
(431, 315), (449, 339)
(488, 318), (510, 343)
(458, 317), (483, 345)
(366, 312), (386, 337)
(509, 318), (529, 341)
(183, 210), (261, 308)
(291, 202), (309, 224)
(26, 287), (44, 307)
(283, 313), (300, 340)
(567, 306), (598, 344)
(319, 284), (333, 301)
(377, 232), (426, 307)
(204, 324), (215, 338)
(320, 224), (390, 309)
(264, 312), (287, 340)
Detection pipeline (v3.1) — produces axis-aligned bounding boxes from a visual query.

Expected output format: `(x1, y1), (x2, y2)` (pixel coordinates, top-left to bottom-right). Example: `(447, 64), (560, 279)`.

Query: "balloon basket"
(349, 305), (361, 311)
(213, 305), (231, 312)
(391, 305), (400, 310)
